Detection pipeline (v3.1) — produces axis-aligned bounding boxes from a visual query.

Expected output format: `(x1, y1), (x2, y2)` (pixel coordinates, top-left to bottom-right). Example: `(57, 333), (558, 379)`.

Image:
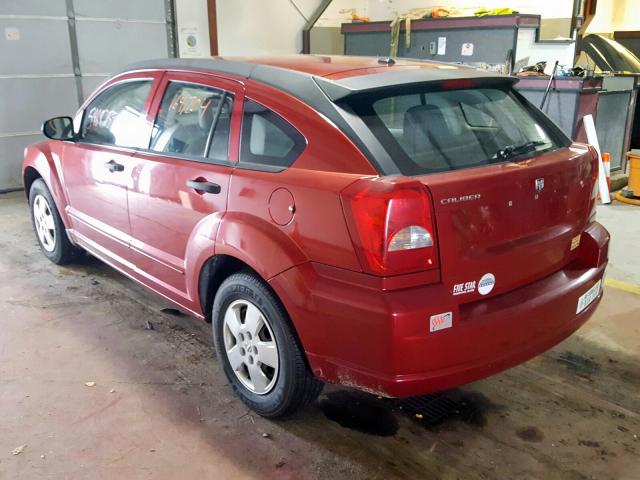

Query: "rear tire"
(29, 178), (82, 265)
(212, 271), (323, 417)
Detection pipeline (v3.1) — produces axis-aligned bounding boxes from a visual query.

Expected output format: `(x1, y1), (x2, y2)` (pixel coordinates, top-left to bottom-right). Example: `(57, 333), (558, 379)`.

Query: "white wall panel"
(75, 20), (169, 74)
(0, 134), (40, 192)
(0, 0), (172, 190)
(73, 0), (166, 21)
(0, 0), (66, 16)
(81, 76), (110, 101)
(0, 18), (72, 75)
(515, 28), (576, 67)
(217, 0), (323, 55)
(176, 0), (211, 57)
(0, 77), (79, 134)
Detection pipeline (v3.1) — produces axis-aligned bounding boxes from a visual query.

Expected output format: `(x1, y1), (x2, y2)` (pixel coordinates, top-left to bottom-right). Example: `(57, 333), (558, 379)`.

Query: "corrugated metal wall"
(0, 0), (176, 191)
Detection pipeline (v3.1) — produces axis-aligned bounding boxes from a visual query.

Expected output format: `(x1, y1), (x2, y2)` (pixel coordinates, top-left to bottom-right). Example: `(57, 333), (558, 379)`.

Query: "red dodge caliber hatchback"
(24, 55), (609, 417)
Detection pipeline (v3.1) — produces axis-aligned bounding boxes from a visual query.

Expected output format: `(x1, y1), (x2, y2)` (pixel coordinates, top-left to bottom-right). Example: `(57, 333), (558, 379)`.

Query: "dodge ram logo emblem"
(535, 178), (544, 193)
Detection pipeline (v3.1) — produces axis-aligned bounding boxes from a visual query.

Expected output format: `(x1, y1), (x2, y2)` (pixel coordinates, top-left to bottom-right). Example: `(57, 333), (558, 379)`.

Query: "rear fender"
(185, 211), (306, 317)
(215, 212), (308, 280)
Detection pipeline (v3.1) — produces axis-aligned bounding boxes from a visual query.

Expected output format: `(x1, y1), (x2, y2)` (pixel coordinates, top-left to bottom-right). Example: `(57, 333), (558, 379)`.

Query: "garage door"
(0, 0), (176, 191)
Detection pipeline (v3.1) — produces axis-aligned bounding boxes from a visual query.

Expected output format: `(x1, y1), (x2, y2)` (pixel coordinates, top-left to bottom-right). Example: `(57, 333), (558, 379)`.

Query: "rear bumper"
(270, 222), (609, 397)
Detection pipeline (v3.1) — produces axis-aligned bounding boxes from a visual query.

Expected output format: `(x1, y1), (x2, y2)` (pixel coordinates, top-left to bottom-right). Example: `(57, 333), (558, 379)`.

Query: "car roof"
(119, 55), (514, 101)
(122, 54), (468, 77)
(117, 55), (515, 176)
(184, 55), (439, 78)
(192, 54), (479, 80)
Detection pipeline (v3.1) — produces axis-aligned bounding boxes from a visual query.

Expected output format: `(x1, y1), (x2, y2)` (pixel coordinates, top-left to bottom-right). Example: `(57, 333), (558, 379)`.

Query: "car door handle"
(186, 179), (221, 194)
(104, 160), (124, 172)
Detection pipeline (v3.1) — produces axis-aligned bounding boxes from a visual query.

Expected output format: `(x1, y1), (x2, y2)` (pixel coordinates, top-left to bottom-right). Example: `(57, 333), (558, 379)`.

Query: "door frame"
(142, 70), (246, 166)
(62, 70), (165, 251)
(123, 70), (246, 312)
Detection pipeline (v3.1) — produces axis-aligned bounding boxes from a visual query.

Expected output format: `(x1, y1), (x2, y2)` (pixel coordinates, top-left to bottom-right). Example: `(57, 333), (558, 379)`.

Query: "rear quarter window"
(239, 99), (305, 170)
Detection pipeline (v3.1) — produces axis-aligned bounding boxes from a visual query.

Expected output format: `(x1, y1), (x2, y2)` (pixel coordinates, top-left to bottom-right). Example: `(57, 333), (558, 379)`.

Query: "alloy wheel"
(222, 299), (279, 395)
(33, 194), (56, 252)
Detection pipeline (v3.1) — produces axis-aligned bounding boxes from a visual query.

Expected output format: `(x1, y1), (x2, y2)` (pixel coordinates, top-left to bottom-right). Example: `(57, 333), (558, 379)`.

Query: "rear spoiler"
(314, 69), (518, 102)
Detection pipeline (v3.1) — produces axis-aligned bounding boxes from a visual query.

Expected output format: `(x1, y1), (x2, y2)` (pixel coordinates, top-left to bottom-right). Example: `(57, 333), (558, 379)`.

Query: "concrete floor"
(597, 201), (640, 287)
(1, 191), (639, 480)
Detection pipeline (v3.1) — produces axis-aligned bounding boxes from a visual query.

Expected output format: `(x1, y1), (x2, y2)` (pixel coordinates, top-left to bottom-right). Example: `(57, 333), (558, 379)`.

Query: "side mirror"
(42, 116), (75, 141)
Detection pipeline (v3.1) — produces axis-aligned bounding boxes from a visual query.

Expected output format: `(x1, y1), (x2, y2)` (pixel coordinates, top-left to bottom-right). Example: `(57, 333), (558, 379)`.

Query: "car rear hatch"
(416, 146), (596, 299)
(332, 74), (598, 297)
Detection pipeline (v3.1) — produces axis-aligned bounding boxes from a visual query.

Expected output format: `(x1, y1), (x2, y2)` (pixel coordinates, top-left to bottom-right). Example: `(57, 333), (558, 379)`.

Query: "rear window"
(346, 85), (570, 176)
(150, 81), (233, 162)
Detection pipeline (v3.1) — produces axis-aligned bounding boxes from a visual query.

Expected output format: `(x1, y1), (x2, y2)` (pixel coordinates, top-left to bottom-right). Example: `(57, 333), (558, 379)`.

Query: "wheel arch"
(186, 211), (307, 314)
(201, 210), (308, 323)
(198, 254), (255, 323)
(23, 166), (42, 199)
(197, 253), (314, 372)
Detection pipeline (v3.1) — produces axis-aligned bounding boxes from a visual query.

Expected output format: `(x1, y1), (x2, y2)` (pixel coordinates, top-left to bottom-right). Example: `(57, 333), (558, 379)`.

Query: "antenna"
(377, 57), (396, 65)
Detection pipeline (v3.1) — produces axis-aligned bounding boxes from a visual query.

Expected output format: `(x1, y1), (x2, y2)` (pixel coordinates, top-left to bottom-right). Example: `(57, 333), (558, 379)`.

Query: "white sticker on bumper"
(576, 279), (602, 314)
(430, 312), (453, 332)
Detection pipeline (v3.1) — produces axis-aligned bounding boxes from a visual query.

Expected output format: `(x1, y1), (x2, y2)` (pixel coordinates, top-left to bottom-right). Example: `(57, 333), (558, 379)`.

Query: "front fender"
(23, 141), (72, 228)
(215, 212), (308, 280)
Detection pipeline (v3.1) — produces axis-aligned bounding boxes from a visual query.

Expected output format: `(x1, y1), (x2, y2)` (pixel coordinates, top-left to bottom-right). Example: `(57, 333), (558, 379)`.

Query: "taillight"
(340, 178), (439, 276)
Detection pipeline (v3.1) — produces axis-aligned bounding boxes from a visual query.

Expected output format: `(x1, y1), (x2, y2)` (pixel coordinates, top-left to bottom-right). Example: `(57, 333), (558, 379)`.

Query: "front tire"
(29, 178), (81, 264)
(212, 272), (323, 417)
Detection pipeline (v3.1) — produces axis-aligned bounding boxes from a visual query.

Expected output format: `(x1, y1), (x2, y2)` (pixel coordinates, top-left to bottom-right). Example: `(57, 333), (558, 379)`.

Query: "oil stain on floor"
(556, 351), (601, 378)
(320, 389), (502, 436)
(516, 426), (545, 443)
(319, 391), (398, 436)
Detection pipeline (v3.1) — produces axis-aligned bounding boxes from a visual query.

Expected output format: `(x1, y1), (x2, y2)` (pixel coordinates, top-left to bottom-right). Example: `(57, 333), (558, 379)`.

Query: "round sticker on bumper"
(478, 273), (495, 295)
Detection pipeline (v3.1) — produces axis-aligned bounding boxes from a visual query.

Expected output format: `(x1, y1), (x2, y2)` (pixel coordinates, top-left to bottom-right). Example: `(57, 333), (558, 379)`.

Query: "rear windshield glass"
(345, 86), (570, 176)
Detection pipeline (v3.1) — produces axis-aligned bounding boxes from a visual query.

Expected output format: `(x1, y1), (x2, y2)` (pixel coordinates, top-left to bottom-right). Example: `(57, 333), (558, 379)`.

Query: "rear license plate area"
(576, 279), (601, 314)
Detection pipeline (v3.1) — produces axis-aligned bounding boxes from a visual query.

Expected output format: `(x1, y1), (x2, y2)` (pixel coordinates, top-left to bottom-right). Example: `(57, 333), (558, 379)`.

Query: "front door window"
(80, 80), (152, 148)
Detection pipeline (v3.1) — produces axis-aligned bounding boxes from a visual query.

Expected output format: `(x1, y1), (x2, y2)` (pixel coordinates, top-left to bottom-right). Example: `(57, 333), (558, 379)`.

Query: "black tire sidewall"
(29, 179), (67, 264)
(212, 273), (297, 416)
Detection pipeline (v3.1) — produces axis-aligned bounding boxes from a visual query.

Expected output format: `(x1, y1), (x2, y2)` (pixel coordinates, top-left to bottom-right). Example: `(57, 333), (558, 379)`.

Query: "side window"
(81, 80), (152, 148)
(240, 99), (305, 169)
(150, 81), (234, 161)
